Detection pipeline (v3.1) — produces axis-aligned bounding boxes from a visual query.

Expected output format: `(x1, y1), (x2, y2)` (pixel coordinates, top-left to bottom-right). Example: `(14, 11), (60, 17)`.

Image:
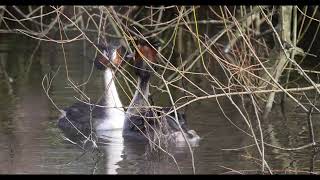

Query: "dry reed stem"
(2, 5), (320, 174)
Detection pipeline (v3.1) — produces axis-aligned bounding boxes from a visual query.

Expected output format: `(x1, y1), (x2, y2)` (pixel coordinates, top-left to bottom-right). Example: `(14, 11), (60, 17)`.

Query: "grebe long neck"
(124, 74), (150, 131)
(104, 67), (123, 109)
(128, 76), (150, 108)
(96, 67), (125, 131)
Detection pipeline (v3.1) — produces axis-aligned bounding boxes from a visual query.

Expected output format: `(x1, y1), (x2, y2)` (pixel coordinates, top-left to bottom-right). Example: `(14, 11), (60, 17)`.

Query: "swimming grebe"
(123, 40), (200, 146)
(57, 43), (125, 139)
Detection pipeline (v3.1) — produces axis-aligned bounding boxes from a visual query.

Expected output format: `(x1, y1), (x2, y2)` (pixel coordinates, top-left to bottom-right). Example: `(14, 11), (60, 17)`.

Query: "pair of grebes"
(58, 39), (200, 147)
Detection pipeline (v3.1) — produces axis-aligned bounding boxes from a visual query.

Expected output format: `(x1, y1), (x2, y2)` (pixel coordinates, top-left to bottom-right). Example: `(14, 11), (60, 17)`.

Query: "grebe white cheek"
(111, 50), (117, 62)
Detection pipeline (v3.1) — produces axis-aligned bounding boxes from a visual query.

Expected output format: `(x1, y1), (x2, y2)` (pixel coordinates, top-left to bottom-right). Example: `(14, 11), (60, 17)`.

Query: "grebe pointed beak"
(126, 52), (135, 59)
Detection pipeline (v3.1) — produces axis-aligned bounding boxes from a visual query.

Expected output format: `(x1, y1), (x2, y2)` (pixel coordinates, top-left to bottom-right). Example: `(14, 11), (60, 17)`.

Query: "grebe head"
(129, 39), (160, 80)
(94, 43), (123, 71)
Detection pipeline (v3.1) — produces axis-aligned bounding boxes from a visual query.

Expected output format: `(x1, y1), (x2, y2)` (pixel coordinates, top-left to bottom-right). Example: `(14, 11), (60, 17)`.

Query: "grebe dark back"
(123, 40), (200, 146)
(57, 43), (125, 140)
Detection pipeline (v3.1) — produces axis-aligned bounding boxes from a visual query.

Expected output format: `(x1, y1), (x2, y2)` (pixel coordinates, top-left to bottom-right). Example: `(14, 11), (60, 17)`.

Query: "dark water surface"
(0, 34), (319, 174)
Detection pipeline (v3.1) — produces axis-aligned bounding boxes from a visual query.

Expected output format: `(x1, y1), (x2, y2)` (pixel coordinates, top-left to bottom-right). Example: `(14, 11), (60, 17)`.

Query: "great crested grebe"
(122, 40), (200, 146)
(57, 42), (125, 139)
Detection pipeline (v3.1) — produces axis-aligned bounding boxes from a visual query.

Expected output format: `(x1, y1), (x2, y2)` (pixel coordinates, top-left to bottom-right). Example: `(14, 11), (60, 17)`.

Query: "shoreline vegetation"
(0, 6), (319, 174)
